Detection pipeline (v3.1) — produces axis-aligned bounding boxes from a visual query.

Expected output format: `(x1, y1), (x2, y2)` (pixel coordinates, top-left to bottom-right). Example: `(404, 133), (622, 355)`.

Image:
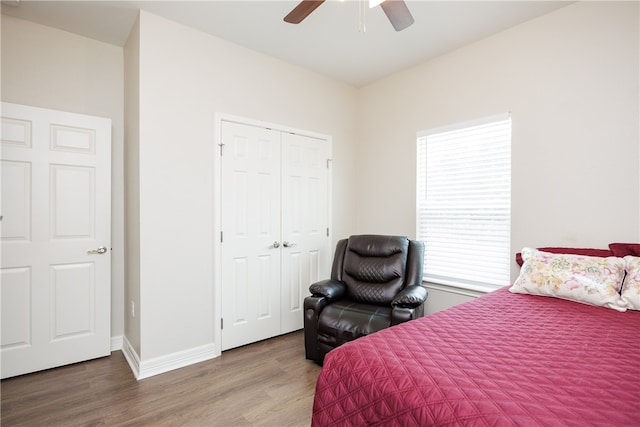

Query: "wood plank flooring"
(1, 331), (322, 426)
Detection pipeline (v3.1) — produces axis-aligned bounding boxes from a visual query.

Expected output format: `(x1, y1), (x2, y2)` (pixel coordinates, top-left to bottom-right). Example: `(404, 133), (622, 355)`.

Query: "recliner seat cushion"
(343, 235), (409, 304)
(317, 301), (391, 347)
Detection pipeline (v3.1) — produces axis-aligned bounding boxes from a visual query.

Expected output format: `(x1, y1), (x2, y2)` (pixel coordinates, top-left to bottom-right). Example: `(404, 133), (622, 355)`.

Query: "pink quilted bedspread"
(312, 287), (640, 426)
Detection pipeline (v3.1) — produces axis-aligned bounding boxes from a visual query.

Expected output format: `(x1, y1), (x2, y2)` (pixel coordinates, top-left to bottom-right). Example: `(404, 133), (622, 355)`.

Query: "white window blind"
(417, 114), (511, 289)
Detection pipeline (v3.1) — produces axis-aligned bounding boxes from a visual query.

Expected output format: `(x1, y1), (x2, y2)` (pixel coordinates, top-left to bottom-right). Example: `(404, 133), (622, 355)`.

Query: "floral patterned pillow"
(510, 248), (626, 312)
(621, 256), (640, 311)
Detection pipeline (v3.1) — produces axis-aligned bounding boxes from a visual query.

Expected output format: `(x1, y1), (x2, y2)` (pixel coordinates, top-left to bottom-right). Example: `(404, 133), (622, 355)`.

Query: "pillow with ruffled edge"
(621, 256), (640, 311)
(515, 247), (612, 267)
(510, 248), (627, 312)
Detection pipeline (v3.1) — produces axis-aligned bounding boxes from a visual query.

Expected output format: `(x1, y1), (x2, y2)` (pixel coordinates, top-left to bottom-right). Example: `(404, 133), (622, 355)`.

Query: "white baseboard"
(121, 335), (141, 379)
(120, 336), (219, 380)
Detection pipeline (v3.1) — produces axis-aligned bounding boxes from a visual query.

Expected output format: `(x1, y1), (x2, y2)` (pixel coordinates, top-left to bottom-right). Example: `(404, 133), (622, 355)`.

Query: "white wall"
(130, 11), (359, 362)
(356, 1), (640, 310)
(1, 15), (126, 344)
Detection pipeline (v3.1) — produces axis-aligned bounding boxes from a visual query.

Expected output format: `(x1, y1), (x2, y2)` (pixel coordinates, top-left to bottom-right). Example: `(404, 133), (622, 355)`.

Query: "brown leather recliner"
(304, 235), (427, 364)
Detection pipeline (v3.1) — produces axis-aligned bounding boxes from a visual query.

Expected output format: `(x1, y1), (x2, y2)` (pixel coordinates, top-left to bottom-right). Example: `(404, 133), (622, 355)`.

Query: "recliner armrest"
(391, 285), (428, 308)
(309, 279), (346, 300)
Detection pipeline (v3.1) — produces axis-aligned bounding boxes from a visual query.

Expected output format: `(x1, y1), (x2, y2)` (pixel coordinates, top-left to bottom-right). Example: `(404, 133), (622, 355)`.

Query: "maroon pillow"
(609, 243), (640, 257)
(515, 247), (613, 266)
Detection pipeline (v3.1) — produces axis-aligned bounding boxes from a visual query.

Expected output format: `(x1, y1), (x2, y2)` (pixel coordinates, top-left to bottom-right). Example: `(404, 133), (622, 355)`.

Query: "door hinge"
(218, 143), (225, 156)
(221, 318), (224, 330)
(220, 231), (223, 243)
(327, 227), (330, 237)
(326, 158), (332, 169)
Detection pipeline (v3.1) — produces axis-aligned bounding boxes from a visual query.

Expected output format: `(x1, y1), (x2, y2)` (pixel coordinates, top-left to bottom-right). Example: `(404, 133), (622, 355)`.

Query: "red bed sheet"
(312, 287), (640, 426)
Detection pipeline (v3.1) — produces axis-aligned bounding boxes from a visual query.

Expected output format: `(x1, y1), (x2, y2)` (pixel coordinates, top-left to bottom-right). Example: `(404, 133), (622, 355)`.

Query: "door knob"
(87, 246), (108, 255)
(283, 241), (296, 248)
(272, 241), (281, 248)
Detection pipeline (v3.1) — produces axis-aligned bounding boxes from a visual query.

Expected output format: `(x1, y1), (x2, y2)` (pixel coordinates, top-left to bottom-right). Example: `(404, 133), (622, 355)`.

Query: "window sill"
(422, 278), (500, 298)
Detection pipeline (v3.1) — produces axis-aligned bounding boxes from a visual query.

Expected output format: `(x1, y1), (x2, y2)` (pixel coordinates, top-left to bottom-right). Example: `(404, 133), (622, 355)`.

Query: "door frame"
(213, 113), (332, 355)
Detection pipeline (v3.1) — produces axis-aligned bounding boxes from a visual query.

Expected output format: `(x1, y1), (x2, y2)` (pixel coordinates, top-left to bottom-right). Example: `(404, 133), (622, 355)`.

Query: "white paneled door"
(220, 120), (330, 351)
(280, 132), (330, 334)
(1, 103), (111, 379)
(220, 122), (282, 351)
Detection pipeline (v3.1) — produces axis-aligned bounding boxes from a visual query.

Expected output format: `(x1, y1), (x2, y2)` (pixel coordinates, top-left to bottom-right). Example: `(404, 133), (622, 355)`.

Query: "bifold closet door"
(220, 121), (330, 351)
(280, 132), (330, 334)
(220, 122), (282, 351)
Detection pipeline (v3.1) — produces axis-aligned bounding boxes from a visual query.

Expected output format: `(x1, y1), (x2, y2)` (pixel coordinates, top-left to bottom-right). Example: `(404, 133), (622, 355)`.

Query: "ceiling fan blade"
(284, 0), (326, 24)
(380, 0), (414, 31)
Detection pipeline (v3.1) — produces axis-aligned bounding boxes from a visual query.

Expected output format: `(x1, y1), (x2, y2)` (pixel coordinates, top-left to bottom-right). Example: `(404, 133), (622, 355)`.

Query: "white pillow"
(510, 248), (626, 312)
(621, 256), (640, 311)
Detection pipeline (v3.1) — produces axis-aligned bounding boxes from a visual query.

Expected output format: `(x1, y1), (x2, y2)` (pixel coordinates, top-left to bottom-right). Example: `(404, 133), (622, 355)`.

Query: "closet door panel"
(220, 122), (281, 351)
(280, 133), (330, 334)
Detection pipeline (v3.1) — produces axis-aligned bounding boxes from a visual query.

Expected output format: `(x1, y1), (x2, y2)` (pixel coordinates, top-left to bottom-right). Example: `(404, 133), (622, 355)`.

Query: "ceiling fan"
(284, 0), (415, 32)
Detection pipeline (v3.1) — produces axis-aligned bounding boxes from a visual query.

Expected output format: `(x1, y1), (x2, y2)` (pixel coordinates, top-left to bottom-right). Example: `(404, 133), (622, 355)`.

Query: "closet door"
(220, 122), (282, 351)
(280, 133), (330, 334)
(220, 120), (331, 351)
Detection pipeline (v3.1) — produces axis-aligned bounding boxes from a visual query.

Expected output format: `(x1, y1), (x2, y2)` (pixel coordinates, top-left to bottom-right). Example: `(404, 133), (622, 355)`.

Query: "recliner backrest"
(341, 235), (409, 305)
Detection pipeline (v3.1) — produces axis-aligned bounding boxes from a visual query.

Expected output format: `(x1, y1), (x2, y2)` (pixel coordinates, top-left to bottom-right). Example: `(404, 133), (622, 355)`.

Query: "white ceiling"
(1, 0), (572, 87)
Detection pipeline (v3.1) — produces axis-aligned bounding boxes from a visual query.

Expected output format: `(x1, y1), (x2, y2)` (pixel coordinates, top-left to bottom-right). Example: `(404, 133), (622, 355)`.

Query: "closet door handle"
(272, 241), (281, 249)
(283, 241), (296, 248)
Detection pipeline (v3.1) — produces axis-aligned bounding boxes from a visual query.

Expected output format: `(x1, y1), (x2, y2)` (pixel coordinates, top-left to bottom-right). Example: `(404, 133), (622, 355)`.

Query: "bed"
(311, 246), (640, 426)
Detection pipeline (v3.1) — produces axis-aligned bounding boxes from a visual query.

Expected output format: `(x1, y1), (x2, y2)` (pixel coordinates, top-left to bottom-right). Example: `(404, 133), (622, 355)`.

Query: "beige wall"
(131, 11), (358, 361)
(1, 11), (359, 363)
(356, 1), (639, 294)
(1, 15), (126, 342)
(123, 16), (141, 356)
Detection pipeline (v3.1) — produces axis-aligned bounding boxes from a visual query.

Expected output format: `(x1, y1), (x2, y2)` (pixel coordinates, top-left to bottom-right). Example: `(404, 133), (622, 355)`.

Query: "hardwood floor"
(1, 331), (322, 426)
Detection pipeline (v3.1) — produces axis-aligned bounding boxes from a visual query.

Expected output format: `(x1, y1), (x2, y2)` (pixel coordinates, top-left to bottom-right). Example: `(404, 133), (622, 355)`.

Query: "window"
(417, 114), (511, 290)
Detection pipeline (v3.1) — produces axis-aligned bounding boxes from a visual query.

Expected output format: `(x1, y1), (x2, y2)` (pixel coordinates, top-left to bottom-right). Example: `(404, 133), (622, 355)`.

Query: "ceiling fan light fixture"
(284, 0), (413, 32)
